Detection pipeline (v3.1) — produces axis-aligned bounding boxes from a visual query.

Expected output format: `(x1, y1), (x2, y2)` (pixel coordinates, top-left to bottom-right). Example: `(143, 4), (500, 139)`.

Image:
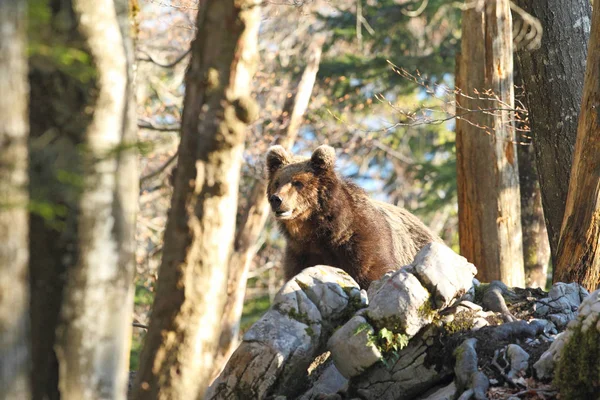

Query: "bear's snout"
(269, 194), (283, 210)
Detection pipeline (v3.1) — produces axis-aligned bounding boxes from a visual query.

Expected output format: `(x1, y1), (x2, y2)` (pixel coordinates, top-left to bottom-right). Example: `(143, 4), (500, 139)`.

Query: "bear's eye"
(292, 180), (304, 189)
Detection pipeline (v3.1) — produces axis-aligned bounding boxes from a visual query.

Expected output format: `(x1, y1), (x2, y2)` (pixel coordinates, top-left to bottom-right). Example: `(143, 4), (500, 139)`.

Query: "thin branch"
(140, 151), (179, 184)
(401, 0), (429, 17)
(136, 48), (191, 68)
(138, 119), (181, 132)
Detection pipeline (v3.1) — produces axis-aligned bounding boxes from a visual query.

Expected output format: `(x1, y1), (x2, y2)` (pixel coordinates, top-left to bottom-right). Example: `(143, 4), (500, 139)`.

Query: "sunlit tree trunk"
(132, 1), (261, 399)
(51, 0), (138, 398)
(212, 37), (323, 382)
(554, 0), (600, 291)
(514, 0), (591, 266)
(455, 0), (525, 286)
(0, 1), (30, 398)
(28, 0), (137, 398)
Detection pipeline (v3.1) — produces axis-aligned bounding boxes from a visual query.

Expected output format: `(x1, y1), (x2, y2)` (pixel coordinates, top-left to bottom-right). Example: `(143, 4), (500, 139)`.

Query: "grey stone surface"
(298, 362), (347, 400)
(415, 382), (456, 400)
(534, 282), (589, 328)
(506, 344), (529, 379)
(408, 242), (477, 309)
(534, 288), (600, 380)
(207, 265), (362, 400)
(327, 316), (382, 378)
(346, 325), (453, 400)
(366, 269), (432, 336)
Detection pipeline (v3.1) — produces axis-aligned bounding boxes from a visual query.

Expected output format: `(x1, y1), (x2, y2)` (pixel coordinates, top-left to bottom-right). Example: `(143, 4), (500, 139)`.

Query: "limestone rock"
(327, 316), (382, 379)
(366, 269), (432, 336)
(408, 242), (477, 309)
(207, 265), (363, 399)
(534, 282), (589, 328)
(506, 344), (529, 379)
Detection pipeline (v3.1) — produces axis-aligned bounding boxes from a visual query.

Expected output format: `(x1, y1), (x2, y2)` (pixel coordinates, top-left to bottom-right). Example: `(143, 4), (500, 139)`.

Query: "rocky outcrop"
(208, 243), (591, 400)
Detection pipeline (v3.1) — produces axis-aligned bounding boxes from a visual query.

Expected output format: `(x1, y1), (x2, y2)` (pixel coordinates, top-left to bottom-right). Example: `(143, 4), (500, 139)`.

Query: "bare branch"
(138, 119), (181, 132)
(140, 151), (178, 184)
(136, 48), (191, 68)
(401, 0), (429, 18)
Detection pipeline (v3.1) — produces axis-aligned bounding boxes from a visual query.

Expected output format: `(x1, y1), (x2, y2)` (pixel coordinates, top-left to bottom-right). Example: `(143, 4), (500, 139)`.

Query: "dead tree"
(455, 0), (525, 286)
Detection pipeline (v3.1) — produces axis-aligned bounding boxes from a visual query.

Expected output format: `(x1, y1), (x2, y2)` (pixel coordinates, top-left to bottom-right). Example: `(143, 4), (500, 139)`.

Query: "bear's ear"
(266, 145), (291, 176)
(310, 145), (336, 172)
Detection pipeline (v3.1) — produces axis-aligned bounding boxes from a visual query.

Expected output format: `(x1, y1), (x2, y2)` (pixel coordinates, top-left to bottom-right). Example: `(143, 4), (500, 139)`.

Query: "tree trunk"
(28, 0), (137, 398)
(514, 0), (592, 266)
(211, 37), (323, 381)
(518, 141), (550, 288)
(132, 1), (261, 399)
(28, 1), (91, 397)
(0, 1), (30, 398)
(455, 0), (524, 286)
(554, 0), (600, 291)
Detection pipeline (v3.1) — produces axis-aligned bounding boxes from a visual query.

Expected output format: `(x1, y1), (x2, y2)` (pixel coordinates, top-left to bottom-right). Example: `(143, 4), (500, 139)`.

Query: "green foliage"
(355, 322), (410, 368)
(555, 316), (600, 399)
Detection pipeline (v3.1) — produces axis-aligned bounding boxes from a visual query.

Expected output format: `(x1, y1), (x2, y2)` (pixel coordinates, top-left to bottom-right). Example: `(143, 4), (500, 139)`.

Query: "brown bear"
(266, 144), (439, 289)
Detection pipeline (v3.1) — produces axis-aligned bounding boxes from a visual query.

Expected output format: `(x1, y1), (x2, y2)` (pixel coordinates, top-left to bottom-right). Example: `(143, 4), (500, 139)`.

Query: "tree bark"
(554, 0), (600, 291)
(514, 0), (592, 266)
(132, 1), (261, 399)
(0, 1), (30, 399)
(51, 0), (138, 398)
(28, 2), (90, 397)
(455, 0), (525, 286)
(518, 142), (550, 288)
(211, 37), (323, 381)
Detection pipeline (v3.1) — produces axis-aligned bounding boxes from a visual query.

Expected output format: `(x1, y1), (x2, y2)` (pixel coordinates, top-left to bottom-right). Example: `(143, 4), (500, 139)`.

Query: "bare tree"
(554, 0), (600, 291)
(455, 0), (525, 286)
(514, 0), (592, 265)
(212, 36), (324, 381)
(132, 1), (261, 399)
(0, 1), (30, 398)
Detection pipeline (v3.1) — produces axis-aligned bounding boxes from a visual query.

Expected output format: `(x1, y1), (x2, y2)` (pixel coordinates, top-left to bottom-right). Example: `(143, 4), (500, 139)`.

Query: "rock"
(453, 338), (489, 400)
(553, 289), (600, 398)
(366, 269), (432, 336)
(481, 281), (516, 322)
(415, 382), (456, 400)
(367, 243), (476, 337)
(534, 282), (589, 328)
(408, 242), (477, 309)
(207, 266), (363, 399)
(346, 325), (454, 400)
(506, 344), (529, 379)
(298, 361), (347, 400)
(327, 316), (382, 378)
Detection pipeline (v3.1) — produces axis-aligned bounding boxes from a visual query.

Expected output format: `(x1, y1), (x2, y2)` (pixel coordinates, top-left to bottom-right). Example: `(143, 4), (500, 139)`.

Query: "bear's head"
(265, 145), (336, 220)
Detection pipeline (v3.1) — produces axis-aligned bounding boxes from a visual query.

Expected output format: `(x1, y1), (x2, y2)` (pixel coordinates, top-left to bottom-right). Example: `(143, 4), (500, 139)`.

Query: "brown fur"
(266, 145), (439, 289)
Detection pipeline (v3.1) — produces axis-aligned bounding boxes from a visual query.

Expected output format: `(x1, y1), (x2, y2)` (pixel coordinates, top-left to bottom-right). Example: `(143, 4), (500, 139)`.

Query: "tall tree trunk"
(28, 0), (137, 398)
(518, 141), (550, 288)
(29, 2), (90, 397)
(211, 37), (323, 382)
(0, 1), (30, 398)
(455, 0), (525, 286)
(132, 1), (261, 399)
(554, 0), (600, 291)
(52, 0), (138, 398)
(514, 0), (592, 266)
